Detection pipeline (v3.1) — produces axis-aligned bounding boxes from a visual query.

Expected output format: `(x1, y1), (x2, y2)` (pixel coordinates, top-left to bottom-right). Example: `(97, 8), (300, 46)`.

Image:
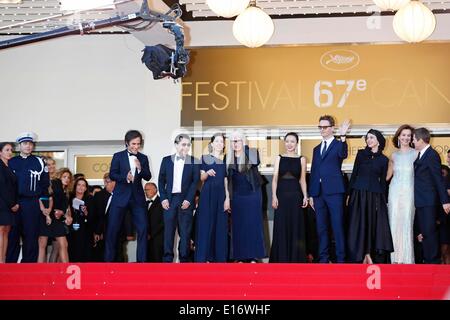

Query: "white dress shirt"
(419, 144), (431, 159)
(105, 193), (113, 215)
(321, 136), (335, 155)
(128, 152), (141, 182)
(147, 195), (158, 210)
(172, 154), (185, 193)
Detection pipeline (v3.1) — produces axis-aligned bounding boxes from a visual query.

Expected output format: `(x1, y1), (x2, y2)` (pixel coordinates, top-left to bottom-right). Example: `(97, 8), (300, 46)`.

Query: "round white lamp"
(373, 0), (410, 11)
(393, 1), (436, 43)
(206, 0), (250, 18)
(232, 1), (274, 48)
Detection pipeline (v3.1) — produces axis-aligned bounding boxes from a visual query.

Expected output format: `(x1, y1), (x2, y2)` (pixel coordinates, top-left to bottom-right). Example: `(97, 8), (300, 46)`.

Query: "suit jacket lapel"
(181, 155), (190, 187)
(421, 147), (432, 162)
(166, 154), (174, 184)
(415, 147), (431, 165)
(123, 150), (131, 172)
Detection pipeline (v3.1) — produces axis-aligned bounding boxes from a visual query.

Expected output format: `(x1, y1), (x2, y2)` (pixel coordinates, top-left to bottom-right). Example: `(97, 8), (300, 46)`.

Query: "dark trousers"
(313, 192), (346, 263)
(6, 197), (40, 263)
(105, 199), (148, 262)
(163, 194), (193, 263)
(415, 206), (440, 264)
(148, 234), (164, 262)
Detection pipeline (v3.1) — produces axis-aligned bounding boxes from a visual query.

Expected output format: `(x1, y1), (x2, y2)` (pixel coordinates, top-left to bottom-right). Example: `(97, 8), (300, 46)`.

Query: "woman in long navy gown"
(227, 131), (266, 262)
(195, 133), (230, 262)
(270, 132), (308, 263)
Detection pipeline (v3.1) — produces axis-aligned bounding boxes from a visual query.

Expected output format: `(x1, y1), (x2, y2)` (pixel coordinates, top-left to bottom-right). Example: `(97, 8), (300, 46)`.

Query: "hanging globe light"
(393, 1), (436, 43)
(232, 1), (274, 48)
(373, 0), (410, 11)
(206, 0), (250, 18)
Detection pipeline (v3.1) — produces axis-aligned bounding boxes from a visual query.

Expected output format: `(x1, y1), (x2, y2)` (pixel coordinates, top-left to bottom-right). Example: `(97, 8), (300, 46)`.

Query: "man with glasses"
(105, 130), (152, 263)
(158, 134), (200, 262)
(309, 115), (351, 263)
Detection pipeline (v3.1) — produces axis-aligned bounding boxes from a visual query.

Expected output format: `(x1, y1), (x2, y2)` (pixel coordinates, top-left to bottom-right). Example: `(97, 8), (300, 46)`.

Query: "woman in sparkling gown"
(387, 125), (417, 264)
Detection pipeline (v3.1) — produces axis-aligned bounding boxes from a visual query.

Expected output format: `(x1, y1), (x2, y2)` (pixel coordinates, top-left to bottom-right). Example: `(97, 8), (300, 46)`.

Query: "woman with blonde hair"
(38, 167), (73, 263)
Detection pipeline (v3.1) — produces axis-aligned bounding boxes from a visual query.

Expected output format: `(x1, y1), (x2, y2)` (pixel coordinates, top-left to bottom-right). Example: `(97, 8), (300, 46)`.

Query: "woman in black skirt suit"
(347, 129), (394, 264)
(0, 142), (19, 263)
(38, 168), (73, 263)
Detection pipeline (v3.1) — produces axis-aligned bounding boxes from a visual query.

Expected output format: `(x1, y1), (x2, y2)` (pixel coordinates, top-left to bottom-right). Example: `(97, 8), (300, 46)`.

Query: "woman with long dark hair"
(0, 142), (19, 263)
(67, 177), (93, 262)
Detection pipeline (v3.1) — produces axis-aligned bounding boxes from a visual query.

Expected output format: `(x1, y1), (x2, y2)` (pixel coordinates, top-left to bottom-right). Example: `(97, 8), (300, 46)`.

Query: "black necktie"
(321, 141), (327, 156)
(417, 151), (421, 160)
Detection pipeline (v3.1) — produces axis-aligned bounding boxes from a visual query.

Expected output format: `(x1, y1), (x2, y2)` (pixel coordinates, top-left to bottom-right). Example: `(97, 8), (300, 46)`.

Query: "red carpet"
(0, 264), (449, 300)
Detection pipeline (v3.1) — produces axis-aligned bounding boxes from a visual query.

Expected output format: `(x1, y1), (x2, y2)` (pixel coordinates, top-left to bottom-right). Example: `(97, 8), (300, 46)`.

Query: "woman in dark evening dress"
(195, 133), (230, 262)
(347, 129), (394, 264)
(67, 177), (93, 262)
(270, 132), (308, 263)
(227, 131), (266, 262)
(0, 142), (19, 263)
(38, 167), (73, 263)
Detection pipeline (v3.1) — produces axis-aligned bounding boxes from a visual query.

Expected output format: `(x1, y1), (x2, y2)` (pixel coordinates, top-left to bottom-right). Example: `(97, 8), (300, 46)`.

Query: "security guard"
(6, 132), (50, 263)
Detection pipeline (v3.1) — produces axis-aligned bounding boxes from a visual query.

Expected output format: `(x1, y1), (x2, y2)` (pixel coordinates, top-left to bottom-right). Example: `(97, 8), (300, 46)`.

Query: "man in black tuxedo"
(144, 182), (164, 262)
(413, 128), (450, 264)
(106, 130), (151, 262)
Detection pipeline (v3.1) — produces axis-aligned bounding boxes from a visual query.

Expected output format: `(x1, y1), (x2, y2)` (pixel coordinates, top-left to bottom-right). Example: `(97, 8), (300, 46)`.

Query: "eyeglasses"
(180, 143), (191, 147)
(318, 126), (332, 130)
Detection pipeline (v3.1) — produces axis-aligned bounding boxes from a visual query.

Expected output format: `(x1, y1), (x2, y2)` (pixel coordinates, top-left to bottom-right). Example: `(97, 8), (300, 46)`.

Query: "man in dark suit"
(144, 182), (164, 262)
(413, 128), (450, 264)
(91, 173), (115, 261)
(158, 134), (199, 263)
(105, 130), (152, 263)
(309, 115), (351, 263)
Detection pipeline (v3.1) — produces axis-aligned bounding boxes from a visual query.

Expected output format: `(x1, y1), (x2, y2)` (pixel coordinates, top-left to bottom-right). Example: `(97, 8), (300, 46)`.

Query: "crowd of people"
(0, 115), (449, 264)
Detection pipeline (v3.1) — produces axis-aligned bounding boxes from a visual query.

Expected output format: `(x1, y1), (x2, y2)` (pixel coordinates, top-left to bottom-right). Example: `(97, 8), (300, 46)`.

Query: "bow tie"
(128, 151), (137, 157)
(146, 199), (154, 205)
(176, 156), (185, 161)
